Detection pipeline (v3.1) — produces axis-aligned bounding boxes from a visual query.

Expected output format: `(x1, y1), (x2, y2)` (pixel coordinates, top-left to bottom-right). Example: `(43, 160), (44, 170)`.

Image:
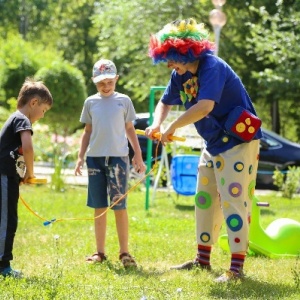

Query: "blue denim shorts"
(86, 156), (129, 210)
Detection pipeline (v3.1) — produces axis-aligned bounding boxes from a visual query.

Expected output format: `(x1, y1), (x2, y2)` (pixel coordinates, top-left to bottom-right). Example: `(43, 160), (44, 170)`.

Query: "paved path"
(34, 163), (273, 195)
(34, 164), (88, 186)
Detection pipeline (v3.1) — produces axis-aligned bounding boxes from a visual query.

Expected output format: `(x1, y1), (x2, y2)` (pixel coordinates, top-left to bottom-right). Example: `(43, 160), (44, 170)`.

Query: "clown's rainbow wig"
(149, 18), (214, 64)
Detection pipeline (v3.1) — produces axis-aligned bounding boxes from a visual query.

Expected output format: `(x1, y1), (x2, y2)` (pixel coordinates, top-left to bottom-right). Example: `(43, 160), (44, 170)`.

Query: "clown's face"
(167, 60), (199, 75)
(167, 60), (188, 75)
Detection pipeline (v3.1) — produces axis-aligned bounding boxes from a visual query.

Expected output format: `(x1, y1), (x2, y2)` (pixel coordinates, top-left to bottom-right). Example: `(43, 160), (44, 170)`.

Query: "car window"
(263, 136), (280, 147)
(261, 135), (281, 148)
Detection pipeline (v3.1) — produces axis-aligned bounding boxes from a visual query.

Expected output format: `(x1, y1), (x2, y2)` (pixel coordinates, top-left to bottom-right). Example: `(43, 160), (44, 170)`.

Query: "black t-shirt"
(0, 111), (32, 177)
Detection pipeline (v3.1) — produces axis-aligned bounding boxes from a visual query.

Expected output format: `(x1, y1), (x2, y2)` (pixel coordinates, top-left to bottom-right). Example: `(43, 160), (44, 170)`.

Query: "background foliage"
(0, 0), (300, 141)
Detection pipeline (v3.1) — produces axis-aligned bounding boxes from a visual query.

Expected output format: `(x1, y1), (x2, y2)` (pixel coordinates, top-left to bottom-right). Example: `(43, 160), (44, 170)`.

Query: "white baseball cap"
(92, 59), (117, 83)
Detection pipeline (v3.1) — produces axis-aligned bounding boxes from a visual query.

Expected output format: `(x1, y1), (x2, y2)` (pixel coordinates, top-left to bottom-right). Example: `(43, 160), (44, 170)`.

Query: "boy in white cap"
(75, 59), (145, 268)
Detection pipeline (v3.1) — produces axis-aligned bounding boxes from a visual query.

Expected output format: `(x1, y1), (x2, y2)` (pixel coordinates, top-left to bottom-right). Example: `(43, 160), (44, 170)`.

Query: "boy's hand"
(20, 176), (36, 185)
(145, 126), (160, 141)
(75, 159), (84, 176)
(132, 156), (146, 174)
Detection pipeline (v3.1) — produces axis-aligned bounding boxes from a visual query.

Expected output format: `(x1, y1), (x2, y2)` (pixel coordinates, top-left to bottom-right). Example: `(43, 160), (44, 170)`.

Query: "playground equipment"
(218, 196), (300, 258)
(171, 155), (199, 198)
(143, 86), (204, 210)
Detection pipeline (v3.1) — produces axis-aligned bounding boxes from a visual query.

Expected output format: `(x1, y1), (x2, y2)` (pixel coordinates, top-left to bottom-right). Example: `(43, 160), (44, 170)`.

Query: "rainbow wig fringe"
(149, 18), (214, 64)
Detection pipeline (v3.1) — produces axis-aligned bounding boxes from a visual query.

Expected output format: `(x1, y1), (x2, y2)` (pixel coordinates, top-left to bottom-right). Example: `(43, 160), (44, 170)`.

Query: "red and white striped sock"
(230, 253), (245, 274)
(196, 244), (212, 267)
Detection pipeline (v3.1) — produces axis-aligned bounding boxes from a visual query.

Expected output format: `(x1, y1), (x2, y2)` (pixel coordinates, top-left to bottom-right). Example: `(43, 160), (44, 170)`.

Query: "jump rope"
(20, 130), (186, 226)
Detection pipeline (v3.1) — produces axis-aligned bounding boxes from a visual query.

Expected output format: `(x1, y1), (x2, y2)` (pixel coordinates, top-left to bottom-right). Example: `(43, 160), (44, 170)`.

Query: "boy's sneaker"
(170, 260), (211, 271)
(119, 253), (137, 269)
(215, 270), (245, 283)
(0, 266), (23, 278)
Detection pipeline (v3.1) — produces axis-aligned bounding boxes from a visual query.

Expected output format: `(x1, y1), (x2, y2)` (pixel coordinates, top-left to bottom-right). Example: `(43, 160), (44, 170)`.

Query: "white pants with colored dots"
(195, 140), (260, 253)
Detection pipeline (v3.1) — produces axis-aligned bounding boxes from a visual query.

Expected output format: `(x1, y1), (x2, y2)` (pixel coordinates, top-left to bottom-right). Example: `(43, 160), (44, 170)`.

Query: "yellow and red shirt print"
(180, 76), (199, 104)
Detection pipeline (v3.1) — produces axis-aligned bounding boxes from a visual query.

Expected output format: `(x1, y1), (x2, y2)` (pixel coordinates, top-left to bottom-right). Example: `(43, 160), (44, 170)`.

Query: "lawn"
(1, 183), (299, 300)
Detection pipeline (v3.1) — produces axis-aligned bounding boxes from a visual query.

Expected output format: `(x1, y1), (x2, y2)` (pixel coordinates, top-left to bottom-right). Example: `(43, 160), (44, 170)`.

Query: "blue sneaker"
(0, 266), (23, 278)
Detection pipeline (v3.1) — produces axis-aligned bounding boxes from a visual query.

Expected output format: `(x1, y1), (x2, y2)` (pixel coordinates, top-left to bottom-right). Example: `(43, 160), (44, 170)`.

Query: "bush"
(0, 33), (58, 107)
(35, 61), (87, 135)
(273, 166), (300, 198)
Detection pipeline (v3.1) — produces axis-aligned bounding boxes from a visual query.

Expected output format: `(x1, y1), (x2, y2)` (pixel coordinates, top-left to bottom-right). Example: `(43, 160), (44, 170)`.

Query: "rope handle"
(26, 178), (48, 184)
(135, 129), (186, 142)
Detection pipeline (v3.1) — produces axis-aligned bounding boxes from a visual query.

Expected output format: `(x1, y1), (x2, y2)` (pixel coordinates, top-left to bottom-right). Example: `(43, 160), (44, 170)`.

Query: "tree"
(91, 0), (212, 112)
(43, 0), (99, 94)
(245, 1), (300, 139)
(1, 0), (300, 141)
(0, 0), (21, 38)
(0, 0), (98, 94)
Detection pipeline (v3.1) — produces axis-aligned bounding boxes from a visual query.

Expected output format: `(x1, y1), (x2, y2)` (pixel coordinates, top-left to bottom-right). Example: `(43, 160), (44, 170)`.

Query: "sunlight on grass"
(0, 185), (299, 299)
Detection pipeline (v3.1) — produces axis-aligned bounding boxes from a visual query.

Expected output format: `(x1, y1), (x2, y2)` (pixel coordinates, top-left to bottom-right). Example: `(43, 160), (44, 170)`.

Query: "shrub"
(273, 166), (300, 199)
(35, 61), (87, 136)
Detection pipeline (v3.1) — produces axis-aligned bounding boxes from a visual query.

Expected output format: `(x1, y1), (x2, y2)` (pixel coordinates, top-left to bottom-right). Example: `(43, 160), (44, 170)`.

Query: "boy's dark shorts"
(86, 156), (129, 210)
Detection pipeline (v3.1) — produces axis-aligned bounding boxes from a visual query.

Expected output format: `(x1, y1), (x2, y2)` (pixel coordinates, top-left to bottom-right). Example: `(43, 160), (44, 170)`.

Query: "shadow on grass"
(18, 263), (168, 298)
(88, 260), (167, 278)
(209, 276), (299, 299)
(171, 195), (195, 211)
(260, 208), (276, 216)
(174, 204), (195, 211)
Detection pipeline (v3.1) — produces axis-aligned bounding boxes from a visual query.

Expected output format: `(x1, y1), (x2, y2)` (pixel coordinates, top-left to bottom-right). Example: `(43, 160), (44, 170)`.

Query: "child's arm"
(126, 122), (146, 173)
(75, 124), (92, 176)
(20, 130), (34, 181)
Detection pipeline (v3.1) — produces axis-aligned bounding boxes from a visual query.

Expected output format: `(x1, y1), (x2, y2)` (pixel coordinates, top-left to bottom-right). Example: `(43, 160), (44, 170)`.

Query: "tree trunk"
(271, 99), (280, 134)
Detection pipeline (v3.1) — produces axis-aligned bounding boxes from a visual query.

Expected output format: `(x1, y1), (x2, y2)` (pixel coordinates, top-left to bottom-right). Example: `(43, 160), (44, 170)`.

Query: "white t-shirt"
(80, 92), (136, 156)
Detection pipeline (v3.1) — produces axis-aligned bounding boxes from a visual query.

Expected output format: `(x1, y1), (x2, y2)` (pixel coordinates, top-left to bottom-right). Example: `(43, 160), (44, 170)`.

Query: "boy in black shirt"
(0, 78), (53, 277)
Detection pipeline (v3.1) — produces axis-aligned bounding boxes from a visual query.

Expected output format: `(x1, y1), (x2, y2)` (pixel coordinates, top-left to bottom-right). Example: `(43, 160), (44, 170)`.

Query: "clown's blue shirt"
(161, 53), (262, 156)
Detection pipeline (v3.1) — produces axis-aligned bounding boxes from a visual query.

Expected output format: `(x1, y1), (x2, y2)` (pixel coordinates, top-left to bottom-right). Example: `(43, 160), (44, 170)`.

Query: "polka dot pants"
(195, 140), (260, 253)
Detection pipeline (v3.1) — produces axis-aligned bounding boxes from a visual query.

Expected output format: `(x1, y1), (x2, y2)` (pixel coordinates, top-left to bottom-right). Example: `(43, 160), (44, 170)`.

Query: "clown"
(145, 18), (262, 283)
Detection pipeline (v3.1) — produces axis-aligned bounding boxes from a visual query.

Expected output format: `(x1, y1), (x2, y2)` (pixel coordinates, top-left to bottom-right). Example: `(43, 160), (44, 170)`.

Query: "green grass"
(1, 184), (300, 300)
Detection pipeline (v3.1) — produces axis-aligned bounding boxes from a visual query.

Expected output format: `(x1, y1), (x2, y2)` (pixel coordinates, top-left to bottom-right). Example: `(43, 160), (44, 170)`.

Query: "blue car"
(257, 128), (300, 189)
(130, 115), (300, 190)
